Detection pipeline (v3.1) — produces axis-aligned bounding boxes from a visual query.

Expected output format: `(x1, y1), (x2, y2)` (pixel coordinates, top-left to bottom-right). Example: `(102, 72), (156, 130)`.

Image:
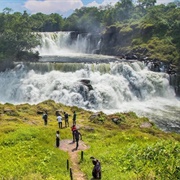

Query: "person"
(56, 130), (60, 148)
(91, 157), (101, 179)
(57, 114), (62, 128)
(42, 111), (48, 125)
(72, 111), (77, 125)
(73, 129), (82, 150)
(64, 112), (69, 127)
(71, 124), (77, 142)
(55, 110), (60, 116)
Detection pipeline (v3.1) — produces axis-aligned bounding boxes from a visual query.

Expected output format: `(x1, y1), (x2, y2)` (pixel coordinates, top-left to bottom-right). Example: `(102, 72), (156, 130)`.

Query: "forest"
(0, 0), (180, 70)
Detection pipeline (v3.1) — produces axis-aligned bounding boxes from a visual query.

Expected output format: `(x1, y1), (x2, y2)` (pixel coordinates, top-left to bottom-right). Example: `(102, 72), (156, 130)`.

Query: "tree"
(113, 0), (134, 22)
(174, 0), (180, 7)
(64, 7), (103, 33)
(137, 0), (156, 8)
(49, 13), (64, 31)
(0, 10), (40, 62)
(3, 7), (13, 14)
(30, 13), (47, 32)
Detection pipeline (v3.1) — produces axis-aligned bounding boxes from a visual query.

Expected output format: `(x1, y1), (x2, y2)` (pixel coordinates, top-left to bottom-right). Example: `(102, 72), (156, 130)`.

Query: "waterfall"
(35, 31), (99, 56)
(1, 31), (180, 133)
(0, 61), (180, 132)
(0, 61), (173, 104)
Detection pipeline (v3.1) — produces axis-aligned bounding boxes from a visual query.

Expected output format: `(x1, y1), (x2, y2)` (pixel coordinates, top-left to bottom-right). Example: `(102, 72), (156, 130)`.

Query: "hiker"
(56, 130), (60, 148)
(91, 157), (101, 179)
(42, 111), (48, 125)
(55, 110), (60, 116)
(72, 111), (76, 125)
(71, 124), (77, 142)
(57, 114), (62, 128)
(73, 129), (82, 150)
(64, 112), (69, 127)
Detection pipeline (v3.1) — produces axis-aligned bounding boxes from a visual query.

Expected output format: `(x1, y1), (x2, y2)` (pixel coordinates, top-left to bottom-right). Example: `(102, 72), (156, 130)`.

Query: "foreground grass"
(0, 125), (69, 179)
(0, 100), (180, 179)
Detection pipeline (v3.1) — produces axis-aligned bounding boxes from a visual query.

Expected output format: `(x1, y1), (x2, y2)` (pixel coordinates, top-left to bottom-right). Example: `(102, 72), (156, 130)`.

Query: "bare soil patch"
(59, 139), (90, 180)
(59, 139), (89, 152)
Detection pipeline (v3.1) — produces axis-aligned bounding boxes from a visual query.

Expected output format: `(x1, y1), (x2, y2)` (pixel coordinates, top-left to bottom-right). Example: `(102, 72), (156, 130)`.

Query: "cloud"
(24, 0), (83, 14)
(86, 0), (174, 8)
(86, 0), (118, 7)
(86, 1), (99, 7)
(156, 0), (174, 4)
(101, 0), (118, 5)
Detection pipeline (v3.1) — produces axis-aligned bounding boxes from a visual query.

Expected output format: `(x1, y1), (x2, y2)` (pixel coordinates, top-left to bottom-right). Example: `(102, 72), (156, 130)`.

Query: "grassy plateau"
(0, 100), (179, 180)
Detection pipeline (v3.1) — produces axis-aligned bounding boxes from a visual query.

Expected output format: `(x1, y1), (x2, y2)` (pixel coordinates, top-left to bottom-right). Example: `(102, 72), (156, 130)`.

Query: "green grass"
(81, 128), (180, 180)
(0, 100), (180, 180)
(0, 125), (69, 179)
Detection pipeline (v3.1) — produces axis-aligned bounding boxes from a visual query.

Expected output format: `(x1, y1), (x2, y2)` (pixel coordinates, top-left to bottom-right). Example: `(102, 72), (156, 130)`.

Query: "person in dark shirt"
(64, 112), (69, 127)
(42, 111), (48, 125)
(56, 130), (60, 148)
(91, 157), (101, 179)
(73, 130), (82, 150)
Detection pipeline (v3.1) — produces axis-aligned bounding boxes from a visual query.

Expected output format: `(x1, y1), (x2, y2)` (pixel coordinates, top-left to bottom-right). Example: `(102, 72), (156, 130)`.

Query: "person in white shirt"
(57, 114), (62, 128)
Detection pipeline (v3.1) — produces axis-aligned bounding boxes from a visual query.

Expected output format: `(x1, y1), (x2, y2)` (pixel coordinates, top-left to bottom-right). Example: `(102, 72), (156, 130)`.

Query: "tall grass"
(0, 101), (180, 180)
(0, 125), (70, 179)
(80, 126), (180, 180)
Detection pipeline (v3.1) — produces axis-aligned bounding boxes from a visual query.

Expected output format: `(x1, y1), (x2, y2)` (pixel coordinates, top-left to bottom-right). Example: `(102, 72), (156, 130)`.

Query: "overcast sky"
(0, 0), (175, 17)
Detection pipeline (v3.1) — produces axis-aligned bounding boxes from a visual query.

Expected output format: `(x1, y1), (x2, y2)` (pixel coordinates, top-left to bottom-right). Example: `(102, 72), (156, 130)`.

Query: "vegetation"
(0, 2), (180, 179)
(0, 100), (179, 179)
(0, 9), (40, 68)
(0, 1), (180, 69)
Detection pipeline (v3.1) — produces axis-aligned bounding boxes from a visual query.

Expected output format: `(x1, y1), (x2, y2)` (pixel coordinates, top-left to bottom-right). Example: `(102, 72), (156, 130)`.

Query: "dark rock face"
(0, 59), (15, 72)
(100, 26), (119, 55)
(80, 79), (93, 91)
(169, 74), (180, 97)
(99, 25), (136, 56)
(74, 79), (95, 108)
(70, 31), (79, 41)
(70, 31), (101, 54)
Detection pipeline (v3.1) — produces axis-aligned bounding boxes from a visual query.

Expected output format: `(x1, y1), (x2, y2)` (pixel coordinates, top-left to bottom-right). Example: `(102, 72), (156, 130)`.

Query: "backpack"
(43, 114), (47, 120)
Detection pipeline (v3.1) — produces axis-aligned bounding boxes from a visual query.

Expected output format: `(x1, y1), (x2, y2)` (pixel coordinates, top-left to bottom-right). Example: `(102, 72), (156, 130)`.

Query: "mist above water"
(36, 31), (96, 56)
(1, 31), (180, 133)
(0, 61), (180, 133)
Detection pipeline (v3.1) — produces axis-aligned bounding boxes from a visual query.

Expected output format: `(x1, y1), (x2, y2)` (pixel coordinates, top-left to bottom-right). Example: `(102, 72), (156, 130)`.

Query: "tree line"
(0, 0), (180, 70)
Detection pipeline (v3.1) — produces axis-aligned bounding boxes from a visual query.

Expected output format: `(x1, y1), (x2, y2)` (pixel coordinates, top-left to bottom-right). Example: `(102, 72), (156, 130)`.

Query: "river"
(0, 31), (180, 133)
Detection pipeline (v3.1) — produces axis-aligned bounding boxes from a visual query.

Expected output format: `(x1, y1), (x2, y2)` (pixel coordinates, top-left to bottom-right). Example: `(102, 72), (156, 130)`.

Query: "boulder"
(140, 122), (152, 128)
(80, 79), (93, 91)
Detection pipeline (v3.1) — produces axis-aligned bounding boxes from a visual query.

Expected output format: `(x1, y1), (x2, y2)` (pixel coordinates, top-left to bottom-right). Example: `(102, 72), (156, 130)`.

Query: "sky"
(0, 0), (176, 17)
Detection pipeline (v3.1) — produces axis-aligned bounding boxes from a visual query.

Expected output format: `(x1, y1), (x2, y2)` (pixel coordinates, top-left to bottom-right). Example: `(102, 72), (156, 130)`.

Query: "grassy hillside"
(0, 100), (179, 180)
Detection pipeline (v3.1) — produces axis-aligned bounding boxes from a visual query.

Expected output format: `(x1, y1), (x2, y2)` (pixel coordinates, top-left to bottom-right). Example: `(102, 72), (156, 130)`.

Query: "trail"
(59, 139), (89, 180)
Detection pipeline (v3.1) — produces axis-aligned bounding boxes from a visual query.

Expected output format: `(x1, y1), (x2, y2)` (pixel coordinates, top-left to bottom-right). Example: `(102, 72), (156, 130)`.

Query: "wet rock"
(89, 113), (100, 121)
(140, 122), (152, 128)
(80, 79), (93, 91)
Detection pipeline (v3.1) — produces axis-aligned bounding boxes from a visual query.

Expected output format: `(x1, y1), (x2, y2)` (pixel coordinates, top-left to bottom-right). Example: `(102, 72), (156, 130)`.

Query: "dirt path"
(59, 139), (89, 180)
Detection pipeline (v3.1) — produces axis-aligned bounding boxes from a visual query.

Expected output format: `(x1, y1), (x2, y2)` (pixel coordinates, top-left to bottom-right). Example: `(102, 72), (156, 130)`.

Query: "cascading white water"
(35, 32), (93, 56)
(0, 61), (180, 132)
(0, 62), (174, 104)
(1, 32), (180, 133)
